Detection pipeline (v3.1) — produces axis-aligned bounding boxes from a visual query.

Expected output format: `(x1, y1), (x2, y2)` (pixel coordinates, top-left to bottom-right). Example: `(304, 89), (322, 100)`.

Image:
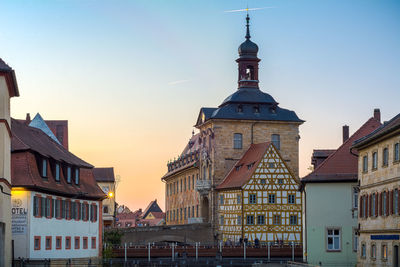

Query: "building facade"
(11, 118), (105, 259)
(353, 112), (400, 267)
(302, 111), (381, 266)
(0, 58), (19, 267)
(217, 142), (302, 244)
(162, 15), (303, 238)
(93, 167), (116, 228)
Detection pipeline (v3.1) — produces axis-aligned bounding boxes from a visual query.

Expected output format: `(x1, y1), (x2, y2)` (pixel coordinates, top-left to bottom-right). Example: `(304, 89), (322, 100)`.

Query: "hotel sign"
(11, 197), (28, 235)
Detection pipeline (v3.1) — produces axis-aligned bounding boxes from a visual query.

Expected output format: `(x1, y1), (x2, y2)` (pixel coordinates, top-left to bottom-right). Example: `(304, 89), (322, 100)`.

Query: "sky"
(2, 0), (400, 212)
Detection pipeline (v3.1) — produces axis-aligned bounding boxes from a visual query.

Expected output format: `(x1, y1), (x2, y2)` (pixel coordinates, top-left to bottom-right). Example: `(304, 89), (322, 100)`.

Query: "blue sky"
(2, 0), (400, 210)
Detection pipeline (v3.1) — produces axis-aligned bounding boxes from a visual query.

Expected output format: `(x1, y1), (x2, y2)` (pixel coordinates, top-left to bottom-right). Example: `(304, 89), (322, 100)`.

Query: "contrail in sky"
(224, 7), (276, 13)
(168, 79), (190, 85)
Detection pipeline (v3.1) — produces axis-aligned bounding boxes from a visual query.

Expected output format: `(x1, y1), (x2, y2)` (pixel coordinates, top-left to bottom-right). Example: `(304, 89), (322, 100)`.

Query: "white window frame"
(372, 152), (378, 170)
(326, 227), (341, 252)
(363, 155), (368, 172)
(352, 187), (359, 209)
(233, 133), (243, 149)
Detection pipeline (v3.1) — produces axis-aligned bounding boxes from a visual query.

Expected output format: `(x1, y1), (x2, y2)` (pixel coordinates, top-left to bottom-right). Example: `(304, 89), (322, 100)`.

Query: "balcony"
(196, 180), (211, 196)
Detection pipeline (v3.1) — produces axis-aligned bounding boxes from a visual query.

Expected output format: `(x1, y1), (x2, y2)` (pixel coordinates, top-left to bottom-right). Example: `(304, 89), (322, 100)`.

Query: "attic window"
(247, 162), (255, 170)
(66, 166), (72, 183)
(41, 159), (47, 178)
(237, 105), (243, 113)
(74, 168), (79, 185)
(235, 164), (243, 171)
(54, 163), (60, 182)
(270, 106), (276, 114)
(253, 106), (260, 113)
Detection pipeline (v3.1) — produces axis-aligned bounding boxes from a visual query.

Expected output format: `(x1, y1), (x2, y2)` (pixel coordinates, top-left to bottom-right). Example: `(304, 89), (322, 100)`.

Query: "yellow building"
(352, 112), (400, 267)
(216, 142), (302, 243)
(93, 168), (116, 228)
(0, 58), (19, 266)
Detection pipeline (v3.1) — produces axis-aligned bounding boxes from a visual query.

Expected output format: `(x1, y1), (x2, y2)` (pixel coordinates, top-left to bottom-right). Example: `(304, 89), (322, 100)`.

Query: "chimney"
(374, 108), (381, 122)
(343, 125), (349, 143)
(25, 113), (31, 124)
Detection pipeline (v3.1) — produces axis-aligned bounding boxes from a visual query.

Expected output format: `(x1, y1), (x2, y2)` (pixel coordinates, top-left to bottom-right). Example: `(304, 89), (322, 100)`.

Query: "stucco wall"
(305, 182), (358, 266)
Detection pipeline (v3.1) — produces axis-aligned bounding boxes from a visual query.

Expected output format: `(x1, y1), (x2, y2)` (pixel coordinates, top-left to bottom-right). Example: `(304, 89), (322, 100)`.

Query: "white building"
(11, 118), (105, 260)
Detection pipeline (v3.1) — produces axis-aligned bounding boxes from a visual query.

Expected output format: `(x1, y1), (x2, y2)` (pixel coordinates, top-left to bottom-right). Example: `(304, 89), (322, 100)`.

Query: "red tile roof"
(11, 119), (105, 200)
(302, 117), (381, 183)
(216, 142), (271, 190)
(93, 167), (115, 182)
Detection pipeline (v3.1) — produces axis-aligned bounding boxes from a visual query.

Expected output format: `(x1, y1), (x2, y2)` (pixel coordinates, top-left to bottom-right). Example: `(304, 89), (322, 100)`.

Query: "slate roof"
(216, 142), (271, 190)
(11, 119), (105, 200)
(93, 167), (115, 182)
(0, 58), (19, 97)
(195, 89), (303, 127)
(352, 113), (400, 149)
(29, 113), (62, 145)
(142, 200), (163, 219)
(302, 117), (382, 183)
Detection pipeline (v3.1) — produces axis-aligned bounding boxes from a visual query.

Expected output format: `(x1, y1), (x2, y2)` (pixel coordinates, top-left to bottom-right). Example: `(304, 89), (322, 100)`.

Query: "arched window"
(245, 65), (254, 80)
(233, 133), (242, 149)
(272, 134), (280, 150)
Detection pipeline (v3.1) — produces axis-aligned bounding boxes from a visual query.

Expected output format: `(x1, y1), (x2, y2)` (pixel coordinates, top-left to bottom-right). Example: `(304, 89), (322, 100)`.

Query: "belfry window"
(234, 133), (243, 149)
(245, 65), (254, 80)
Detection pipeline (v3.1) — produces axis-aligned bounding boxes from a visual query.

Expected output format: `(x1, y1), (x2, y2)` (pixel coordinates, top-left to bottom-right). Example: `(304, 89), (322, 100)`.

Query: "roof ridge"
(308, 117), (380, 176)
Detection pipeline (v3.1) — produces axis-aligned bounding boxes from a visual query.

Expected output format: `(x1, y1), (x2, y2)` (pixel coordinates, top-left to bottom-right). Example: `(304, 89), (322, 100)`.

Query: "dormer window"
(235, 164), (243, 171)
(55, 163), (60, 182)
(41, 159), (47, 177)
(253, 106), (260, 113)
(237, 105), (243, 113)
(74, 168), (79, 185)
(67, 166), (72, 183)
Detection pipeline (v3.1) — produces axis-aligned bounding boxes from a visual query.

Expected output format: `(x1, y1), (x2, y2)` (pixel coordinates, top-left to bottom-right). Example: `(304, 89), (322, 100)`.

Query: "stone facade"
(198, 120), (301, 230)
(356, 126), (400, 267)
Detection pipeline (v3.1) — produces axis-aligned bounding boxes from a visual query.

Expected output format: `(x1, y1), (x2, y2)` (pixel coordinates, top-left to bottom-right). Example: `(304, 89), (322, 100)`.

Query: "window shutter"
(368, 194), (372, 217)
(386, 191), (390, 216)
(375, 194), (378, 217)
(379, 192), (383, 216)
(390, 190), (394, 215)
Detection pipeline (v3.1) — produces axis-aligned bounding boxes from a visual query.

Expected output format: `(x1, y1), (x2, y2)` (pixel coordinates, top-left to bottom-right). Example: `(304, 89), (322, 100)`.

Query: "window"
(257, 215), (265, 225)
(372, 152), (378, 170)
(74, 168), (79, 185)
(383, 191), (387, 216)
(288, 194), (295, 204)
(237, 194), (241, 204)
(273, 215), (281, 225)
(42, 159), (47, 177)
(246, 215), (254, 225)
(192, 175), (195, 189)
(361, 243), (366, 258)
(74, 237), (80, 249)
(196, 205), (199, 217)
(188, 176), (190, 189)
(55, 163), (60, 181)
(90, 204), (97, 222)
(353, 187), (358, 209)
(91, 237), (96, 249)
(237, 215), (242, 225)
(67, 166), (72, 183)
(180, 208), (182, 220)
(278, 179), (283, 184)
(268, 194), (275, 204)
(327, 228), (341, 251)
(33, 195), (40, 217)
(382, 244), (387, 260)
(65, 236), (71, 250)
(237, 105), (243, 113)
(220, 195), (224, 205)
(290, 215), (298, 225)
(253, 105), (260, 113)
(353, 229), (358, 252)
(45, 197), (51, 218)
(363, 156), (368, 172)
(233, 133), (242, 149)
(245, 65), (254, 80)
(34, 236), (41, 250)
(41, 197), (45, 218)
(220, 215), (224, 225)
(180, 179), (182, 192)
(395, 143), (399, 162)
(383, 148), (389, 166)
(249, 194), (257, 204)
(371, 244), (376, 259)
(260, 179), (266, 184)
(83, 237), (88, 249)
(271, 134), (280, 150)
(184, 177), (187, 191)
(188, 207), (190, 218)
(192, 206), (195, 217)
(394, 189), (399, 215)
(55, 199), (61, 218)
(103, 205), (109, 214)
(56, 236), (62, 250)
(268, 163), (275, 168)
(45, 236), (52, 250)
(372, 193), (376, 217)
(184, 207), (187, 219)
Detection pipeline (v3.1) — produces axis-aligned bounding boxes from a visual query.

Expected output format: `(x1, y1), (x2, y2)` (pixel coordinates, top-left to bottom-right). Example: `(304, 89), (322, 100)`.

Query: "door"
(394, 245), (399, 267)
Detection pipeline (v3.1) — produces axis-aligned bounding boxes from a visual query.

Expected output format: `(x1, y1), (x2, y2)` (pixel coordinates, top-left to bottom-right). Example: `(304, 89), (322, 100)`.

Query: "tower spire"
(245, 13), (251, 40)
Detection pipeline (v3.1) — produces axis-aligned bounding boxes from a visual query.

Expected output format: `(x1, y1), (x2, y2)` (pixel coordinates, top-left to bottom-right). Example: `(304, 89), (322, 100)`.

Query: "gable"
(243, 145), (299, 191)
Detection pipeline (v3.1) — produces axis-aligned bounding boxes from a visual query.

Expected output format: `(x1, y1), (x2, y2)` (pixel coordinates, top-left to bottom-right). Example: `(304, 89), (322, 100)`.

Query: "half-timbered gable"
(217, 142), (302, 243)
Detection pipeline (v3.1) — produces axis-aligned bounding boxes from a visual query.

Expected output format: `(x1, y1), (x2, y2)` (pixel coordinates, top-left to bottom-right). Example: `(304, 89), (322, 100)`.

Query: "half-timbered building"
(216, 142), (302, 243)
